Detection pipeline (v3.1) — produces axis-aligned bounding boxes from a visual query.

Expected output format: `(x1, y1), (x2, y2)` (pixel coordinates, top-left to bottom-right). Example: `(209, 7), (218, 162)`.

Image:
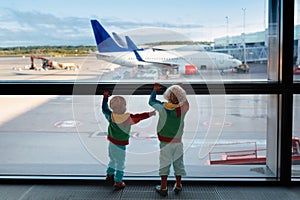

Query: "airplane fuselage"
(91, 19), (242, 76)
(96, 49), (242, 74)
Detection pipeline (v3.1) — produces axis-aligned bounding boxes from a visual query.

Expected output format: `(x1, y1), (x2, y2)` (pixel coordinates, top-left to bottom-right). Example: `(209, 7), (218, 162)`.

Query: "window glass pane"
(293, 95), (300, 179)
(0, 0), (268, 83)
(294, 0), (300, 81)
(0, 94), (276, 179)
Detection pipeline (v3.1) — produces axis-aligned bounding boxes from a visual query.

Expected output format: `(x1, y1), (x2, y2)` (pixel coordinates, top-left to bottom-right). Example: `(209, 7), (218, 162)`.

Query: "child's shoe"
(155, 185), (168, 197)
(113, 182), (125, 190)
(105, 174), (114, 185)
(173, 184), (182, 194)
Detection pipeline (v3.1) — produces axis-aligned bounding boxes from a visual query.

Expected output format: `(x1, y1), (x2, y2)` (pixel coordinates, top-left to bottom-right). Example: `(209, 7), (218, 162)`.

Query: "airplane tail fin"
(90, 20), (129, 52)
(125, 36), (145, 61)
(125, 36), (139, 50)
(112, 32), (127, 48)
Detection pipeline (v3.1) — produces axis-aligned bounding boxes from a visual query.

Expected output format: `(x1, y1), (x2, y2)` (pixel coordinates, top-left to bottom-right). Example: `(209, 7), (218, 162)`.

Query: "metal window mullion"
(278, 0), (294, 184)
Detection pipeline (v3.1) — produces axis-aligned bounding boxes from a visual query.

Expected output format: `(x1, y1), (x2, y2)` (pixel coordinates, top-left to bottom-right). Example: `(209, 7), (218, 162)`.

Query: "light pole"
(242, 8), (247, 64)
(225, 16), (229, 47)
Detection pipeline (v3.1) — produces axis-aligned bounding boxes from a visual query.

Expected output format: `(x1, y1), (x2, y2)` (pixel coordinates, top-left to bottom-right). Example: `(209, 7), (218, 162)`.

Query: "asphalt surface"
(0, 55), (269, 82)
(0, 55), (299, 178)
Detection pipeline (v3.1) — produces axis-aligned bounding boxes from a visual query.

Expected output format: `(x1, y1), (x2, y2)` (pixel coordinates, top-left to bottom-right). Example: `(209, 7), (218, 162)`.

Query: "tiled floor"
(1, 181), (300, 200)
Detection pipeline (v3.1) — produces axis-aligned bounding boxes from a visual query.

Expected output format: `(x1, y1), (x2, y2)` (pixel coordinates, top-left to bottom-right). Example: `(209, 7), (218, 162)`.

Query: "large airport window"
(294, 0), (300, 82)
(293, 95), (300, 179)
(0, 0), (296, 184)
(0, 94), (277, 179)
(0, 1), (268, 83)
(291, 0), (300, 181)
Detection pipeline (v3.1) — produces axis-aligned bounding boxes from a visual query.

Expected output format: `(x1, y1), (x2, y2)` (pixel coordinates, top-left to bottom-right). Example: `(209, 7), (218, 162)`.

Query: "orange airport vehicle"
(208, 137), (300, 165)
(29, 55), (79, 70)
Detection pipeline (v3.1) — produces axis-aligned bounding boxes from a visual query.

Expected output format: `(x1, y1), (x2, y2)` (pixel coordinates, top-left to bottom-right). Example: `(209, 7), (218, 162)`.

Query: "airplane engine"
(178, 64), (197, 75)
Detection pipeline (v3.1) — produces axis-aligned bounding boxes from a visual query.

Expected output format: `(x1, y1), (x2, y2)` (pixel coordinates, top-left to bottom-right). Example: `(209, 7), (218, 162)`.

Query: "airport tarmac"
(0, 94), (271, 178)
(0, 55), (300, 179)
(0, 54), (269, 82)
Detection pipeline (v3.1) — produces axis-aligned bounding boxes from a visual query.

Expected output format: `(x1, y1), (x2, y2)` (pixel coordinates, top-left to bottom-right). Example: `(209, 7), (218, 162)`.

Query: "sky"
(0, 0), (270, 47)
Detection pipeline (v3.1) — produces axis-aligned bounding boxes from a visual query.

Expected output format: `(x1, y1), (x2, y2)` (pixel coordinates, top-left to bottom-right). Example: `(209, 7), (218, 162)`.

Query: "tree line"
(0, 41), (212, 56)
(0, 46), (97, 56)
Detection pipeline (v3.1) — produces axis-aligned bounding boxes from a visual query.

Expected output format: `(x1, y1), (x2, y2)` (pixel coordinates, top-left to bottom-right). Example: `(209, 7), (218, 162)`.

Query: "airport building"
(214, 30), (267, 48)
(213, 25), (300, 64)
(214, 24), (300, 47)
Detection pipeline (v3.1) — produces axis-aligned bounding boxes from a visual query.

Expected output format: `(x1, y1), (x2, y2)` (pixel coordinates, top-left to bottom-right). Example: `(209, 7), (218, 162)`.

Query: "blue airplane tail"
(112, 32), (127, 48)
(125, 36), (139, 50)
(124, 36), (146, 62)
(90, 20), (129, 52)
(125, 36), (145, 51)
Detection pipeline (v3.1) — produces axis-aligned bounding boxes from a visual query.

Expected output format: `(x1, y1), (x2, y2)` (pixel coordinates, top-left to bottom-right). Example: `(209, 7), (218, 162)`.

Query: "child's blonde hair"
(163, 85), (187, 104)
(110, 96), (126, 114)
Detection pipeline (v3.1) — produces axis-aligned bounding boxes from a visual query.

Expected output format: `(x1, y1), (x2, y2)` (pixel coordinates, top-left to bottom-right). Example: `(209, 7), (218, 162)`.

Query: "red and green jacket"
(149, 91), (189, 143)
(102, 97), (152, 146)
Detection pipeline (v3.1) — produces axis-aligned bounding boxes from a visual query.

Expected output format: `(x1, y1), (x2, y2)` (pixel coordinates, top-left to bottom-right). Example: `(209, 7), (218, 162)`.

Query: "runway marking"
(131, 132), (157, 140)
(203, 121), (233, 127)
(54, 120), (81, 128)
(89, 131), (156, 140)
(90, 131), (107, 137)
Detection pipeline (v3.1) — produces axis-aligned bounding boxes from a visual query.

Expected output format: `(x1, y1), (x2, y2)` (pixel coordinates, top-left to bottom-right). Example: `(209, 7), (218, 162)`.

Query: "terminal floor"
(1, 181), (300, 199)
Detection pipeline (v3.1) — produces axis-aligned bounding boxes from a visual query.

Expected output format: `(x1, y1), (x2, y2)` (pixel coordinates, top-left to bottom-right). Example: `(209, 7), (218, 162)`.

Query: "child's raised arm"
(102, 91), (112, 121)
(153, 83), (161, 92)
(149, 83), (164, 110)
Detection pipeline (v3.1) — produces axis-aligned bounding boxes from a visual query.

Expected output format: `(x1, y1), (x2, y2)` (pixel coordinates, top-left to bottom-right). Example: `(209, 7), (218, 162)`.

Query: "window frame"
(0, 0), (296, 185)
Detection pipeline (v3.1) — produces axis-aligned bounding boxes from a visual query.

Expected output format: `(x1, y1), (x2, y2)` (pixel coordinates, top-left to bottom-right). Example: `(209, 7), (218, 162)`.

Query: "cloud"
(0, 8), (93, 47)
(0, 8), (205, 47)
(99, 18), (203, 29)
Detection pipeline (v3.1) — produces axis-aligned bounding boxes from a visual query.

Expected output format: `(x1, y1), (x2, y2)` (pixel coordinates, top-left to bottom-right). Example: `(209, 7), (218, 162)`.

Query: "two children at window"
(102, 83), (189, 196)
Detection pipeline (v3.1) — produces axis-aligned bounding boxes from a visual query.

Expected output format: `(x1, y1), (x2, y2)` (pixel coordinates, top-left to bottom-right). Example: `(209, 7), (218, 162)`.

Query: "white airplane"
(152, 44), (214, 52)
(90, 19), (242, 75)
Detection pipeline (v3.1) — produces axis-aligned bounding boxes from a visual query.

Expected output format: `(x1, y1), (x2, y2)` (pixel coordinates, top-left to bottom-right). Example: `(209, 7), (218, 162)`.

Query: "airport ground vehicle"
(208, 137), (300, 165)
(232, 63), (250, 73)
(29, 55), (79, 70)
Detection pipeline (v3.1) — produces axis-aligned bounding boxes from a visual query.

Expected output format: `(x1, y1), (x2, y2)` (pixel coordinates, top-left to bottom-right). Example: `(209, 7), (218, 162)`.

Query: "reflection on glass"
(0, 95), (274, 178)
